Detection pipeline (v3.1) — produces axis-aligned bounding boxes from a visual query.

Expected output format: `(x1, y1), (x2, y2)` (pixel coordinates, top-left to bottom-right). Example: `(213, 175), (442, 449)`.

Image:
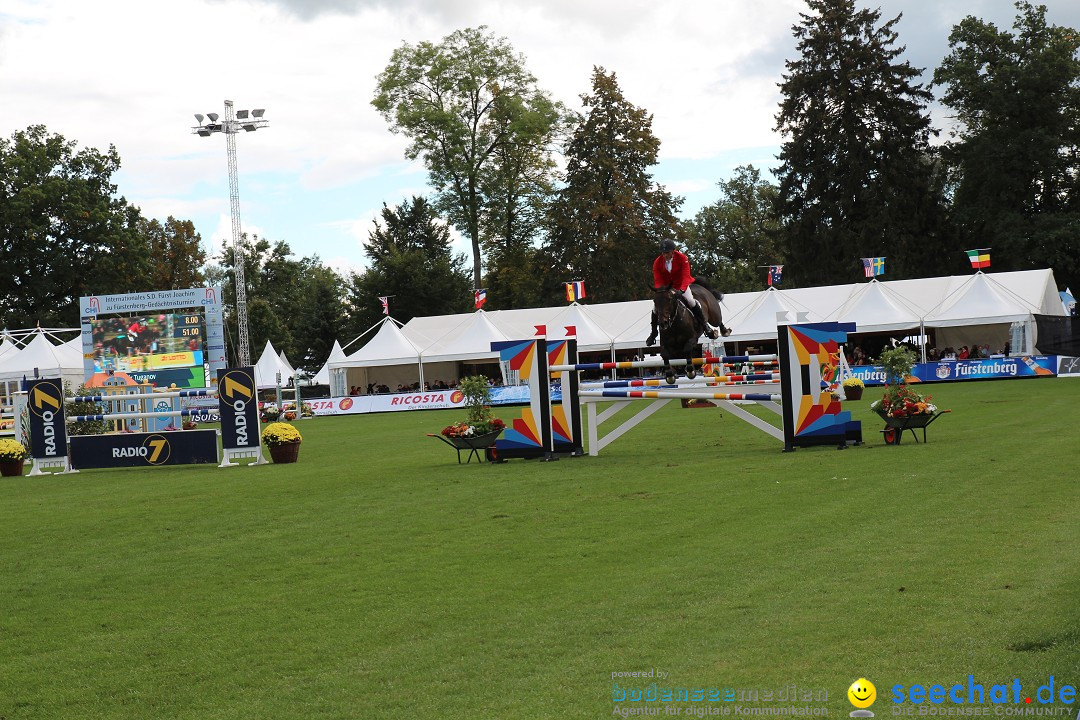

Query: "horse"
(647, 284), (731, 384)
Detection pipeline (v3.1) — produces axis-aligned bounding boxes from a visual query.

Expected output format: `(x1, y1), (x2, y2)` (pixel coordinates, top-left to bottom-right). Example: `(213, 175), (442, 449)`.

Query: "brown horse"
(647, 284), (731, 384)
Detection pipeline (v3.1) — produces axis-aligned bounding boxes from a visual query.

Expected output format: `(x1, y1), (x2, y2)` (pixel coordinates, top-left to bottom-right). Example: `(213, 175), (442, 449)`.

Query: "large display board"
(80, 288), (226, 388)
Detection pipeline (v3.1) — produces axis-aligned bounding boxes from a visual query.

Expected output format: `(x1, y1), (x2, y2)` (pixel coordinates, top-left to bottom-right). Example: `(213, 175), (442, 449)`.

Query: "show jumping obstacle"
(489, 321), (862, 458)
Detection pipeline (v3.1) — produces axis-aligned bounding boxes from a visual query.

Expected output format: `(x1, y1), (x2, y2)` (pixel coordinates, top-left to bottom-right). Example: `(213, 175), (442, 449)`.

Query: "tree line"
(2, 1), (1076, 374)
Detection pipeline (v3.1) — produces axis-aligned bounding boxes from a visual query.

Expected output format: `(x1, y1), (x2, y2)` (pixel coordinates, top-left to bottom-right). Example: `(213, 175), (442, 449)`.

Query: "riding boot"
(691, 302), (720, 339)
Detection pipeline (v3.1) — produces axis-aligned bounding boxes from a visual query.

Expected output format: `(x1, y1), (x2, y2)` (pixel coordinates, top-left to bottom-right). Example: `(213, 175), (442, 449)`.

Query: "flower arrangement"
(440, 375), (505, 439)
(260, 403), (281, 423)
(870, 345), (936, 418)
(262, 422), (302, 447)
(0, 438), (29, 462)
(842, 376), (865, 389)
(182, 420), (198, 430)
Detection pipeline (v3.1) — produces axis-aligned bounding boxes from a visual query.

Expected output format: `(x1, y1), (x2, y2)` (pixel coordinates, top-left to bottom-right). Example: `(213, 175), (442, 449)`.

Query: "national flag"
(474, 288), (487, 309)
(378, 296), (389, 315)
(565, 280), (586, 303)
(966, 249), (991, 269)
(768, 265), (783, 287)
(862, 257), (885, 278)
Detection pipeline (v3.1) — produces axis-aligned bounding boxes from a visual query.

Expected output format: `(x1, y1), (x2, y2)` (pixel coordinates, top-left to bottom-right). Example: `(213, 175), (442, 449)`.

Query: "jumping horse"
(648, 284), (731, 385)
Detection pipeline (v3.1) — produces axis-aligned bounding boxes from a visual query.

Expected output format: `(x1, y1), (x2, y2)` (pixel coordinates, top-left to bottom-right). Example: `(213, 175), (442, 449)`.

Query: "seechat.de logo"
(29, 382), (64, 418)
(219, 370), (255, 406)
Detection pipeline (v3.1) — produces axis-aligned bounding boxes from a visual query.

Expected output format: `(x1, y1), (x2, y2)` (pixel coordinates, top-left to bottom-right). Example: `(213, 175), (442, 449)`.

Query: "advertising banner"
(26, 379), (67, 459)
(307, 385), (546, 417)
(69, 430), (218, 468)
(850, 356), (1057, 386)
(217, 367), (259, 450)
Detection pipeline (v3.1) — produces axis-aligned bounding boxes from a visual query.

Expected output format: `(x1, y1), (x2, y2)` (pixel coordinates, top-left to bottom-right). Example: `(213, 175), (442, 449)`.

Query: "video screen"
(90, 312), (205, 374)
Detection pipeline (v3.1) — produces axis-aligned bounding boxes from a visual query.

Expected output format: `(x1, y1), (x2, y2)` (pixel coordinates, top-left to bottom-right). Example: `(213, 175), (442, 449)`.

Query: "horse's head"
(651, 285), (684, 330)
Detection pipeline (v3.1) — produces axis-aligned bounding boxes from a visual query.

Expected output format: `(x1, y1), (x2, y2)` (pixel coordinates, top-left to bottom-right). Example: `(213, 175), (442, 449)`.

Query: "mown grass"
(1, 377), (1078, 719)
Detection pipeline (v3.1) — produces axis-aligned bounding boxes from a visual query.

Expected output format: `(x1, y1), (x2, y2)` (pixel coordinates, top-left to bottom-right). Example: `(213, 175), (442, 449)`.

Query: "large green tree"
(684, 166), (784, 293)
(774, 0), (949, 287)
(0, 125), (152, 327)
(373, 26), (563, 291)
(540, 67), (683, 304)
(344, 196), (472, 342)
(135, 215), (206, 290)
(933, 1), (1080, 290)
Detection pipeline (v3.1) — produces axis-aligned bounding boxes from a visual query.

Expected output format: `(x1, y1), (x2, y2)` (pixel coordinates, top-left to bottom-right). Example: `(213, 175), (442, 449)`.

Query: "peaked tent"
(548, 303), (616, 353)
(254, 340), (295, 389)
(313, 340), (346, 386)
(0, 330), (85, 388)
(827, 279), (926, 334)
(418, 311), (510, 364)
(329, 317), (424, 392)
(725, 287), (824, 341)
(923, 272), (1045, 354)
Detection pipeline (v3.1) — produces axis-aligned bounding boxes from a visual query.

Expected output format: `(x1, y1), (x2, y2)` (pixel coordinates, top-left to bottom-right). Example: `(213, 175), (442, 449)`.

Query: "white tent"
(253, 340), (295, 389)
(418, 310), (510, 364)
(0, 330), (85, 388)
(725, 287), (824, 341)
(313, 340), (346, 387)
(329, 317), (425, 392)
(827, 279), (927, 334)
(923, 272), (1045, 353)
(548, 303), (616, 352)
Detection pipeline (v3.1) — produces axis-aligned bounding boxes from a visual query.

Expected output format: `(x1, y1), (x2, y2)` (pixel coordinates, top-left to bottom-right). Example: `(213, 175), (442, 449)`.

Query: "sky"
(2, 0), (1080, 279)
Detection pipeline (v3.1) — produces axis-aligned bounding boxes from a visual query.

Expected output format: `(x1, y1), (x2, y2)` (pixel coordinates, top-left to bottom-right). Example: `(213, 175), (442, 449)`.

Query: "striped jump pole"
(580, 373), (781, 388)
(549, 354), (778, 373)
(67, 408), (214, 423)
(65, 388), (217, 403)
(579, 389), (782, 402)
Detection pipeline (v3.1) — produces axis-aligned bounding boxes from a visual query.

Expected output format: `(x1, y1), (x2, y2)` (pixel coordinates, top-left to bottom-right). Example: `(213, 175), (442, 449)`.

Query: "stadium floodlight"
(189, 100), (270, 366)
(195, 113), (205, 124)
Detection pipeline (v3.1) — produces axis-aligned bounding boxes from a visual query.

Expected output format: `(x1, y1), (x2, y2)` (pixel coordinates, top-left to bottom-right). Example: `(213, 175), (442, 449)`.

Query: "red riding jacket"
(653, 251), (695, 291)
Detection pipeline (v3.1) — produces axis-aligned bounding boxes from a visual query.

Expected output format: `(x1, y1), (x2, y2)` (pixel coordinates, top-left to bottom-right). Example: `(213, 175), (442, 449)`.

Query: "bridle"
(655, 288), (687, 331)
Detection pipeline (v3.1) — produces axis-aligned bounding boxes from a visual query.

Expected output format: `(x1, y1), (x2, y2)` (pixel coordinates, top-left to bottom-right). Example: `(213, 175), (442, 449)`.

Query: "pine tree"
(540, 67), (682, 304)
(774, 0), (949, 287)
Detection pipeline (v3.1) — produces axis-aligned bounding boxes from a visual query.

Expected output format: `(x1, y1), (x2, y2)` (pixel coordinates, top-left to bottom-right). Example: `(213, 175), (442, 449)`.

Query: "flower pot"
(0, 459), (25, 477)
(843, 386), (864, 401)
(268, 442), (301, 464)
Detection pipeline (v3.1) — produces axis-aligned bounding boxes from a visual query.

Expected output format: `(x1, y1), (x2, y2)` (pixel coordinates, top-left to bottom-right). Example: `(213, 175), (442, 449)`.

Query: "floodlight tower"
(191, 100), (269, 366)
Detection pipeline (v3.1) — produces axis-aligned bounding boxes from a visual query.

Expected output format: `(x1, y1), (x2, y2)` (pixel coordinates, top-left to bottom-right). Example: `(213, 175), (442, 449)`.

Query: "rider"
(651, 239), (720, 340)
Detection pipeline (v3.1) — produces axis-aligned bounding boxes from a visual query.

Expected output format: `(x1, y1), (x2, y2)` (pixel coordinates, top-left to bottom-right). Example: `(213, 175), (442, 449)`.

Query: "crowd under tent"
(328, 317), (424, 394)
(415, 310), (510, 384)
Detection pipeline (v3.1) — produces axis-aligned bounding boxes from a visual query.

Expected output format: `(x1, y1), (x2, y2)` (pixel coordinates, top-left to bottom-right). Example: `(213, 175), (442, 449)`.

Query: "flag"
(474, 288), (487, 309)
(378, 296), (389, 315)
(862, 257), (885, 278)
(768, 265), (783, 287)
(565, 280), (586, 302)
(966, 249), (991, 269)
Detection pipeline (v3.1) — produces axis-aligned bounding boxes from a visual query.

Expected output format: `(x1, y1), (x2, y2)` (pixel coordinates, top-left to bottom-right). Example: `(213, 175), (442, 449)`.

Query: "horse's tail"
(692, 278), (723, 303)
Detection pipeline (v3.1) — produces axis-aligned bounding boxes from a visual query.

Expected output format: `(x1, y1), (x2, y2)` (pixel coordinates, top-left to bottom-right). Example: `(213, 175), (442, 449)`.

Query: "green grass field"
(2, 378), (1079, 719)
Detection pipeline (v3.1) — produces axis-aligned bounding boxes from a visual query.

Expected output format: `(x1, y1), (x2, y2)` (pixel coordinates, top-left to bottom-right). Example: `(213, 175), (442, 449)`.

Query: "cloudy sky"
(2, 0), (1078, 277)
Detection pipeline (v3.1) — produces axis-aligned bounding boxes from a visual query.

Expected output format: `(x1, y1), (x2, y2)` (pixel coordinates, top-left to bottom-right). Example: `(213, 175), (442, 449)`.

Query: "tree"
(933, 1), (1080, 290)
(774, 0), (950, 287)
(684, 166), (784, 293)
(0, 125), (152, 327)
(135, 216), (207, 290)
(343, 197), (472, 342)
(540, 67), (683, 304)
(373, 26), (563, 290)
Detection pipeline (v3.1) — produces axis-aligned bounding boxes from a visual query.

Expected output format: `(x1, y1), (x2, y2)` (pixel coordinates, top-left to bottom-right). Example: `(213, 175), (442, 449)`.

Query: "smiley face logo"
(848, 678), (876, 709)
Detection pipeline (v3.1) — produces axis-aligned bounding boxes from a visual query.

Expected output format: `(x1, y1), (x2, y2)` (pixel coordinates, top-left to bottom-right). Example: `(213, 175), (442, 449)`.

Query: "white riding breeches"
(682, 287), (697, 307)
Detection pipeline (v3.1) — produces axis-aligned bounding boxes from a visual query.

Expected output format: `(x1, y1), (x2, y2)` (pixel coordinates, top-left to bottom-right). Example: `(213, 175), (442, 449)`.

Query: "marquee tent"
(0, 330), (85, 389)
(253, 340), (295, 390)
(329, 317), (424, 393)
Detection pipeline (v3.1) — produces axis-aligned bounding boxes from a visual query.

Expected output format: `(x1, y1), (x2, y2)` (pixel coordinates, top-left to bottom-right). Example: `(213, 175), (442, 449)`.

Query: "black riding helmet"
(660, 239), (676, 252)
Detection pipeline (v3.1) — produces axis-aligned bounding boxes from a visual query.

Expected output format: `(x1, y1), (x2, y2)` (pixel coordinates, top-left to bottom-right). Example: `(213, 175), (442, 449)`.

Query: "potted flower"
(438, 376), (506, 448)
(0, 438), (29, 476)
(870, 346), (944, 443)
(260, 403), (280, 423)
(261, 421), (302, 463)
(841, 376), (865, 401)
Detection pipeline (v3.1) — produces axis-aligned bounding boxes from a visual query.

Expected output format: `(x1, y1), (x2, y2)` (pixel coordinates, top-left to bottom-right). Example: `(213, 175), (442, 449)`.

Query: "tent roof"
(826, 279), (926, 332)
(547, 303), (615, 351)
(253, 340), (295, 389)
(313, 340), (346, 384)
(924, 272), (1043, 326)
(417, 310), (510, 363)
(332, 318), (423, 368)
(0, 331), (83, 382)
(725, 287), (824, 341)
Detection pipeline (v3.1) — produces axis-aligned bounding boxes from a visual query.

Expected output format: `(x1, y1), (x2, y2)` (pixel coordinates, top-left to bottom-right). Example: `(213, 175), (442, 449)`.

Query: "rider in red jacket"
(651, 239), (719, 340)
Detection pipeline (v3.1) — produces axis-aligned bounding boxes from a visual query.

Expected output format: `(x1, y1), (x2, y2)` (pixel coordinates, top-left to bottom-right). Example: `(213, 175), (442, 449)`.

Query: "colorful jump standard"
(490, 321), (862, 458)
